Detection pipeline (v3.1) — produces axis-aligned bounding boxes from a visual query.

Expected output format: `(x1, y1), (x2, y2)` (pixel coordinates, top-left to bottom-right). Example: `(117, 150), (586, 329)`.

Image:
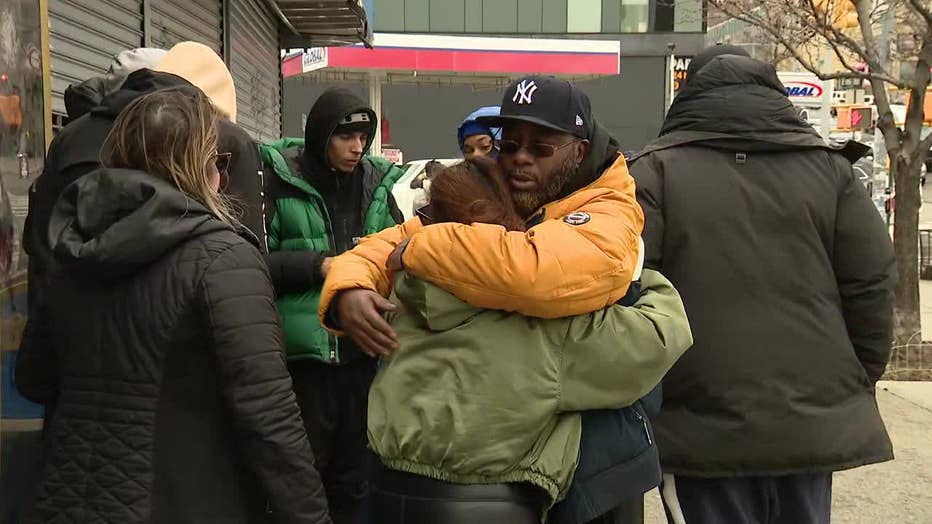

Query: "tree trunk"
(892, 154), (923, 354)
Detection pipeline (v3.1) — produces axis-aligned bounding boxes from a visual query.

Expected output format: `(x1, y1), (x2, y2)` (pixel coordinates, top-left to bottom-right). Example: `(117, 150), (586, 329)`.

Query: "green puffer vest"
(259, 137), (404, 363)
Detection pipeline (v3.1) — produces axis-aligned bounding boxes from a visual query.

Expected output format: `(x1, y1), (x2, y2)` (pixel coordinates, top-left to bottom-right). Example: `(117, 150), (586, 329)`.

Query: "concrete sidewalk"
(642, 382), (932, 523)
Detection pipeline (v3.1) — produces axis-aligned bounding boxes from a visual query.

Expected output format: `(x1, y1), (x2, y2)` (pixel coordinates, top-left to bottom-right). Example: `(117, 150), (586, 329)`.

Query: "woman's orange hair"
(427, 157), (526, 232)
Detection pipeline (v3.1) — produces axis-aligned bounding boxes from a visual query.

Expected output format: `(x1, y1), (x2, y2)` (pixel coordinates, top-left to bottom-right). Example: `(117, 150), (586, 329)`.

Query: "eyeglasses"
(498, 139), (581, 158)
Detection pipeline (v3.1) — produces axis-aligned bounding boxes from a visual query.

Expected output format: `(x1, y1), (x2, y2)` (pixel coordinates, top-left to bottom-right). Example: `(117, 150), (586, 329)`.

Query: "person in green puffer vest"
(258, 88), (404, 524)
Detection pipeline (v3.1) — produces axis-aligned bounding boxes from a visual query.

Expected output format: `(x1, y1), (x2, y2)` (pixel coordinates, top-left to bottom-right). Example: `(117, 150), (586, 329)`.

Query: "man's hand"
(321, 257), (334, 278)
(334, 289), (399, 358)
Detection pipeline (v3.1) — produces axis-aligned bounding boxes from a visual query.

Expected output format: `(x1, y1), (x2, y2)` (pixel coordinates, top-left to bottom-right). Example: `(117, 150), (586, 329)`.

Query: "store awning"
(272, 0), (373, 48)
(282, 33), (621, 88)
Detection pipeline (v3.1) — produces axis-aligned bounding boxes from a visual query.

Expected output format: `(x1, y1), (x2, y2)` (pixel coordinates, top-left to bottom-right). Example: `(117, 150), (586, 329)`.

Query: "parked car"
(391, 158), (461, 220)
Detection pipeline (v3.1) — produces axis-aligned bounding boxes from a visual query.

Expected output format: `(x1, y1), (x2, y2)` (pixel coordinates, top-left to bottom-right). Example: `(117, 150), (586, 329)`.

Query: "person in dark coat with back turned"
(628, 46), (896, 524)
(15, 87), (330, 524)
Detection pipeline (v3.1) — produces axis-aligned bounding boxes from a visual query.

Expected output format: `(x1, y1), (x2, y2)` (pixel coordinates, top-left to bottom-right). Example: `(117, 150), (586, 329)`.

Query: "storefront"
(0, 1), (371, 520)
(281, 33), (622, 160)
(1, 2), (50, 519)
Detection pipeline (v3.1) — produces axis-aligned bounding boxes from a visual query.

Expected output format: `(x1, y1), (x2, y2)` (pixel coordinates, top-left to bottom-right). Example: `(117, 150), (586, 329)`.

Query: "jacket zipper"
(274, 160), (342, 364)
(328, 334), (338, 363)
(316, 196), (339, 364)
(635, 410), (653, 446)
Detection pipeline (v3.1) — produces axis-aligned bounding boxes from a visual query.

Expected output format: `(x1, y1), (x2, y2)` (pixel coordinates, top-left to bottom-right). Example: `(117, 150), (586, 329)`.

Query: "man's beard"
(510, 156), (578, 218)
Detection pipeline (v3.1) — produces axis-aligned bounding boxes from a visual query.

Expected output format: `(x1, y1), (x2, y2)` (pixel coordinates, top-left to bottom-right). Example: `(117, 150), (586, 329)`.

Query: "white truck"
(777, 71), (834, 139)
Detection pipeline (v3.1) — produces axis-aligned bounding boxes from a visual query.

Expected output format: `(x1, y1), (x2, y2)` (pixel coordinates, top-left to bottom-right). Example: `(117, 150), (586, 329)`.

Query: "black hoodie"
(17, 168), (331, 523)
(303, 88), (377, 173)
(296, 88), (401, 256)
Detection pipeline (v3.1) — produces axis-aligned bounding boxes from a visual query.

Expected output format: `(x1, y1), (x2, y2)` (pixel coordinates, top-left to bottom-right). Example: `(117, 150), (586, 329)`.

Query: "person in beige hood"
(154, 41), (238, 122)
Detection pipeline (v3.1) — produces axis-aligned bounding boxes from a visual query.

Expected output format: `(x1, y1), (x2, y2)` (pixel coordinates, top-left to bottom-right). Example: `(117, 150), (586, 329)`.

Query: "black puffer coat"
(15, 169), (331, 524)
(629, 55), (896, 476)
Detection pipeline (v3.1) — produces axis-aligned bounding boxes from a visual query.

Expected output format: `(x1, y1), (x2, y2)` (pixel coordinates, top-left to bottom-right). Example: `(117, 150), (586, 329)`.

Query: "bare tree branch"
(803, 0), (901, 82)
(710, 0), (904, 85)
(906, 0), (932, 25)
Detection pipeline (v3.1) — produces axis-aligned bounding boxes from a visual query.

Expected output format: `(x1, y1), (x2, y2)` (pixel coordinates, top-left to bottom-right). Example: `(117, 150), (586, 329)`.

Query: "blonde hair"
(103, 86), (234, 224)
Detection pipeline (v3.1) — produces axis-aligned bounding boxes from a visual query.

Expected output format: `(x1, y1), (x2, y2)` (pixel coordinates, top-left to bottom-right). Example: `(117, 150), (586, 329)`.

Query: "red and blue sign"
(785, 81), (824, 98)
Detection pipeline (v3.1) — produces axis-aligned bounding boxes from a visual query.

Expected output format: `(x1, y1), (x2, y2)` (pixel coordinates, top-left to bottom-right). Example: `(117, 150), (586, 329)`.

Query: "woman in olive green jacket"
(367, 159), (693, 523)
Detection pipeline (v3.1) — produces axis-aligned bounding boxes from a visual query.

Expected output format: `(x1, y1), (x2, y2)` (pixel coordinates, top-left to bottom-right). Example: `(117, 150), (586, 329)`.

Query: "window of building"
(653, 0), (704, 32)
(674, 0), (703, 32)
(619, 0), (649, 32)
(567, 0), (602, 32)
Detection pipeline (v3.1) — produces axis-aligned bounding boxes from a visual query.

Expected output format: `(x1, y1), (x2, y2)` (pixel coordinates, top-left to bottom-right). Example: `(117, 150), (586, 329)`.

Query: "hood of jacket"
(64, 48), (167, 122)
(91, 69), (194, 119)
(87, 43), (236, 123)
(457, 106), (502, 154)
(392, 271), (481, 331)
(303, 88), (377, 173)
(153, 41), (237, 122)
(638, 55), (829, 157)
(49, 168), (235, 280)
(64, 77), (108, 123)
(557, 117), (621, 199)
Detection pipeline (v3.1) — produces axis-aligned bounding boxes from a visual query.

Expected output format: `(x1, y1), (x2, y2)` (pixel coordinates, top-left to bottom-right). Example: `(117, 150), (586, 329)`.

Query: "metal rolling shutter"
(49, 0), (144, 115)
(149, 0), (223, 53)
(228, 0), (282, 141)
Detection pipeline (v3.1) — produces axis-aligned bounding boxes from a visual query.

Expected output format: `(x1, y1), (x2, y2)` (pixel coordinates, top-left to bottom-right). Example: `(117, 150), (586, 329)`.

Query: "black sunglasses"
(498, 139), (581, 158)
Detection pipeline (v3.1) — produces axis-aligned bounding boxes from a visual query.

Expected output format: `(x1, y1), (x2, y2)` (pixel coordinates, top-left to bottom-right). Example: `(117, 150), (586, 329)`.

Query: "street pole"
(664, 43), (676, 114)
(368, 73), (382, 157)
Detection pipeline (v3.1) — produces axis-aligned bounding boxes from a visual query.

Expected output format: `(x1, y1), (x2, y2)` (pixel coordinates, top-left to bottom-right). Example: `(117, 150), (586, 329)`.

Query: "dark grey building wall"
(283, 57), (665, 160)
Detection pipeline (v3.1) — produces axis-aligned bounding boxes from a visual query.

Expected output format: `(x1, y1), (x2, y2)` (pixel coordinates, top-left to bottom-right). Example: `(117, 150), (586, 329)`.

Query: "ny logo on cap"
(513, 80), (538, 105)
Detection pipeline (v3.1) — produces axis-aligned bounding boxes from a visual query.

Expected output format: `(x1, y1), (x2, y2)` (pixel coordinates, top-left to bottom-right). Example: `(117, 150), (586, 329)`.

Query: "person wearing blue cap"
(457, 106), (502, 160)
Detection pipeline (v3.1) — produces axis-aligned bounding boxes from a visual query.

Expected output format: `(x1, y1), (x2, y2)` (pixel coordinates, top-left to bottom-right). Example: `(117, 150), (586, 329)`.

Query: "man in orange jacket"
(322, 75), (656, 523)
(319, 75), (643, 355)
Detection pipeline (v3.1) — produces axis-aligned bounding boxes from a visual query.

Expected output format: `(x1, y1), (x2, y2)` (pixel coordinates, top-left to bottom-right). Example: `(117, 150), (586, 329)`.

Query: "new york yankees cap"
(477, 75), (592, 139)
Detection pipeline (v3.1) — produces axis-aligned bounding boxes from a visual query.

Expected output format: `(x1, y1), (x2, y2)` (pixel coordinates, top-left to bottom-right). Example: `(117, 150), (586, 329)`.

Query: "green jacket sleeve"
(557, 269), (693, 412)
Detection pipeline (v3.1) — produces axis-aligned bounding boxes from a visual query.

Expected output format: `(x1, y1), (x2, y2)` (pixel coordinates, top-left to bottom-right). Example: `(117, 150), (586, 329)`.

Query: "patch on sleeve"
(563, 212), (591, 226)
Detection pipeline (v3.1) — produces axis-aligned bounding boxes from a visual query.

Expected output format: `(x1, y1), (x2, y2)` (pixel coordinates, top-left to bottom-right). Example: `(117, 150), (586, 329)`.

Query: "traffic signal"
(850, 106), (873, 130)
(834, 105), (874, 130)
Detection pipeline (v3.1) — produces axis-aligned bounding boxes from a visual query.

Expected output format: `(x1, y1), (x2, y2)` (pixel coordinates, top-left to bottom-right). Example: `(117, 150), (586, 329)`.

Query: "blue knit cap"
(457, 106), (502, 154)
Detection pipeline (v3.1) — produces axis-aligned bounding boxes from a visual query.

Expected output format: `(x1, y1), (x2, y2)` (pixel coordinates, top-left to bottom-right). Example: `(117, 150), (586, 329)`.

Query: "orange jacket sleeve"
(318, 219), (422, 331)
(319, 156), (644, 326)
(401, 180), (642, 318)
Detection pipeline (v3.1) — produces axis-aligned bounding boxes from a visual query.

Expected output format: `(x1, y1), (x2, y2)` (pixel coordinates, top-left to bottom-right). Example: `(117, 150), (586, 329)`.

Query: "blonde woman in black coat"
(16, 87), (331, 524)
